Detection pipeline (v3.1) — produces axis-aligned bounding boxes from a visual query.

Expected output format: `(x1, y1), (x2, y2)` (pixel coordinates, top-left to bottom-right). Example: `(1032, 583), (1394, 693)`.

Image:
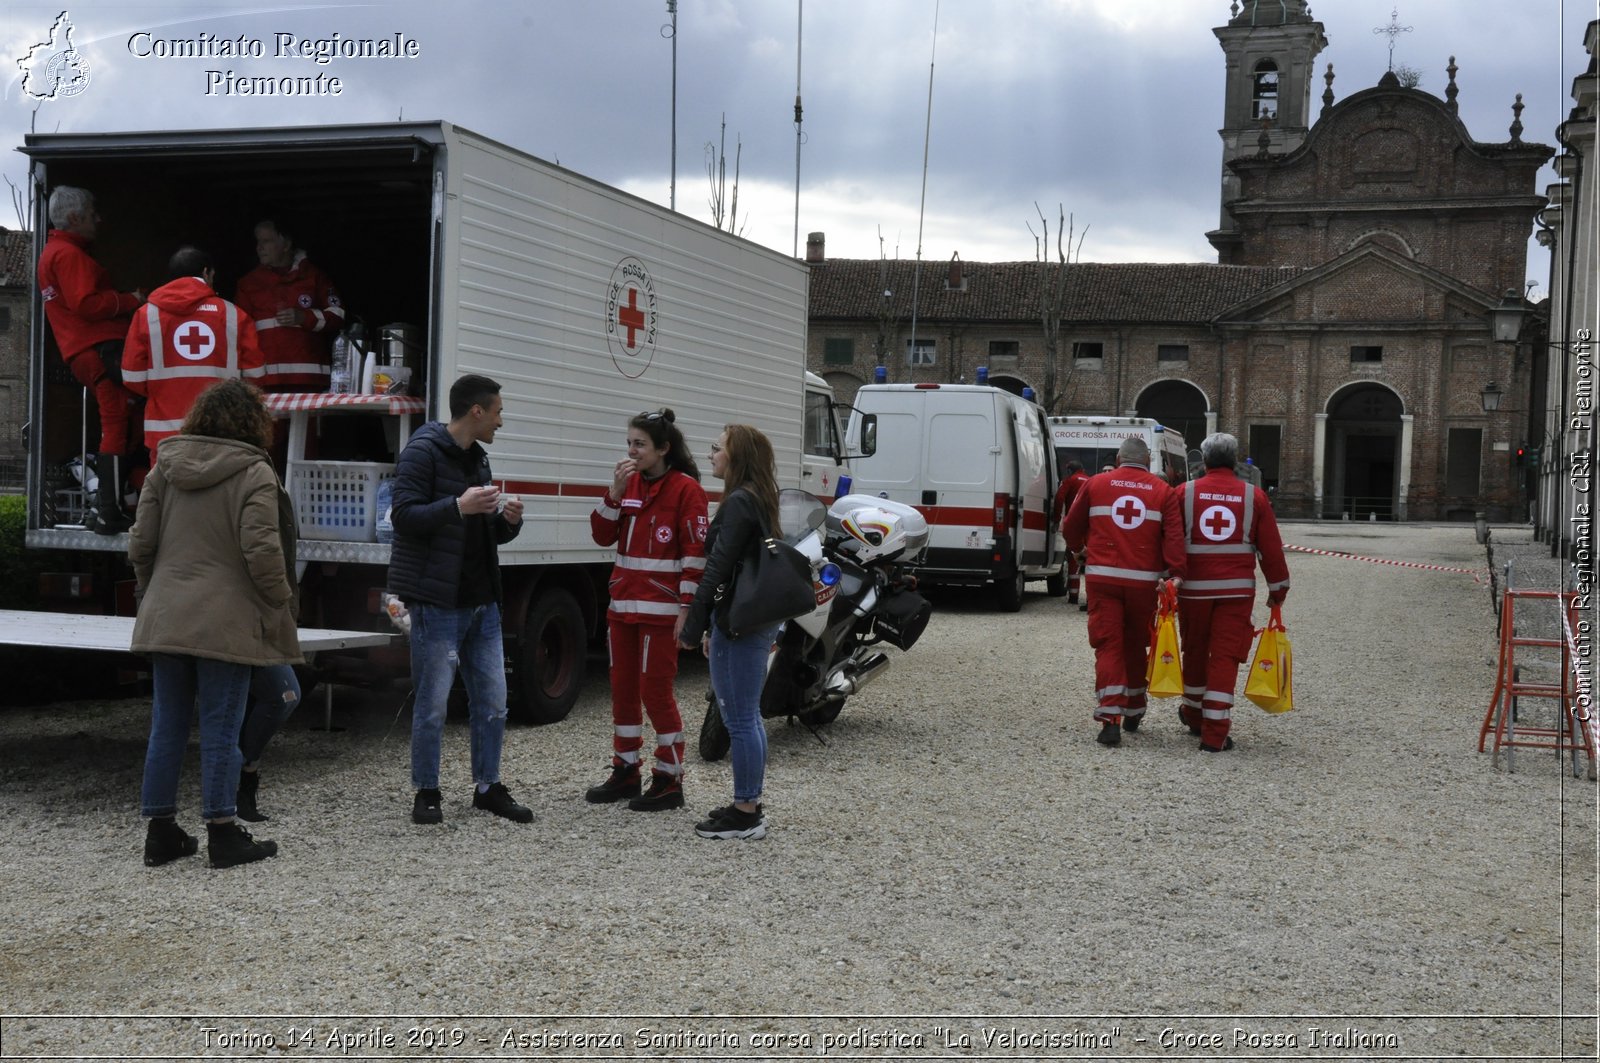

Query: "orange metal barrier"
(1478, 589), (1595, 778)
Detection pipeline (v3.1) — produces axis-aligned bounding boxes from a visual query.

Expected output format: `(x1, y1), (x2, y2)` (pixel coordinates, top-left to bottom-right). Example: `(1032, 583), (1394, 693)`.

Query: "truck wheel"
(1046, 564), (1069, 597)
(995, 567), (1026, 612)
(512, 587), (585, 726)
(698, 691), (730, 761)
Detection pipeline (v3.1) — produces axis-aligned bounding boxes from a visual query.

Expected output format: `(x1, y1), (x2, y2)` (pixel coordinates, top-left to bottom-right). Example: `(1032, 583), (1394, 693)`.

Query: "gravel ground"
(0, 522), (1595, 1061)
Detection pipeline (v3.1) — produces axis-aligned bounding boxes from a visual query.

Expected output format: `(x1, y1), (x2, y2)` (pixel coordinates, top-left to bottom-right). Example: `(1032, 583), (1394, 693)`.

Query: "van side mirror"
(859, 413), (878, 457)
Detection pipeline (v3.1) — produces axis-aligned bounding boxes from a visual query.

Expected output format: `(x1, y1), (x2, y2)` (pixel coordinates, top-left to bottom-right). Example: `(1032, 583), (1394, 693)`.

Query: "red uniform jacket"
(38, 229), (140, 362)
(1054, 470), (1090, 534)
(591, 470), (709, 624)
(234, 254), (344, 390)
(122, 277), (266, 452)
(1175, 467), (1290, 600)
(1063, 461), (1186, 588)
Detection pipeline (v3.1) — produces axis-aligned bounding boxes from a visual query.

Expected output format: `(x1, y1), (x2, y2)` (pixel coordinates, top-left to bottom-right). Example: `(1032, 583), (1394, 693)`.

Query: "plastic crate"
(289, 461), (395, 543)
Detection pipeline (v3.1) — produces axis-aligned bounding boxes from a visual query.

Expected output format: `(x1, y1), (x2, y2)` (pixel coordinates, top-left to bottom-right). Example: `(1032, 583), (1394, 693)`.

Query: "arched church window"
(1252, 59), (1279, 120)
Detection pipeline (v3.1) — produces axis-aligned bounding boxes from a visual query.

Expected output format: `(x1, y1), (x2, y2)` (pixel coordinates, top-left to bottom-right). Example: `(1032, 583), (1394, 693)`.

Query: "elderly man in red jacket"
(1063, 436), (1187, 747)
(37, 186), (146, 533)
(1175, 432), (1290, 752)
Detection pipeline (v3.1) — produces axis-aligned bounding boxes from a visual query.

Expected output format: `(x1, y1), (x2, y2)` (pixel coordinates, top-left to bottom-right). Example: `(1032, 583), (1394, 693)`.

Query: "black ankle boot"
(143, 816), (198, 867)
(206, 821), (278, 869)
(236, 770), (267, 823)
(584, 761), (641, 803)
(92, 453), (133, 535)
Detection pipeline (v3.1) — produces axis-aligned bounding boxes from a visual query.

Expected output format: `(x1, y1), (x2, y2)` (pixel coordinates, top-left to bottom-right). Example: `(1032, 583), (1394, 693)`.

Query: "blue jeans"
(141, 654), (251, 821)
(709, 622), (781, 803)
(240, 664), (302, 767)
(409, 602), (509, 791)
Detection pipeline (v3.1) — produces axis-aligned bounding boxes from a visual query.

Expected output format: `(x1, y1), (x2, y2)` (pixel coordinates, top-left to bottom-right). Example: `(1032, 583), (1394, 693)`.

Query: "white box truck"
(841, 383), (1067, 611)
(20, 121), (847, 723)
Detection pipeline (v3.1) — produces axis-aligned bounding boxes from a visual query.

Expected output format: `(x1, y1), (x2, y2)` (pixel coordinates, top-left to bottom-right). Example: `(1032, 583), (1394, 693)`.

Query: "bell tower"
(1208, 0), (1327, 260)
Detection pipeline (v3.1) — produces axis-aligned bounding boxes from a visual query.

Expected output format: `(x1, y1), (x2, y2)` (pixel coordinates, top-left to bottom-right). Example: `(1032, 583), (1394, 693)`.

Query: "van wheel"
(1046, 564), (1069, 597)
(511, 587), (585, 725)
(995, 567), (1026, 612)
(698, 691), (730, 761)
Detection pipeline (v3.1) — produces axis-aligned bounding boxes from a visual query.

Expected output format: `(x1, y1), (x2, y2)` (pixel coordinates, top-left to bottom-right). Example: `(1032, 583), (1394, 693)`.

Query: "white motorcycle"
(698, 491), (932, 760)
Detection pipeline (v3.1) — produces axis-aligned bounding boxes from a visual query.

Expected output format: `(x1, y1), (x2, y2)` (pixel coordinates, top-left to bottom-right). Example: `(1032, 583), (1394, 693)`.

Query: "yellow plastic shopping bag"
(1245, 605), (1294, 713)
(1145, 581), (1183, 699)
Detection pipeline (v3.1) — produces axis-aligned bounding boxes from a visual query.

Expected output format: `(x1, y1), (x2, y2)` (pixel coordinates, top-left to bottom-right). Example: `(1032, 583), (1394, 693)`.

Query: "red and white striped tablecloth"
(264, 393), (428, 416)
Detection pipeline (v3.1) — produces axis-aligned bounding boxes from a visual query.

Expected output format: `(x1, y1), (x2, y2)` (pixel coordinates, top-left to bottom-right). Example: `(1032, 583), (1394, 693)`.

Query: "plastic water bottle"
(329, 331), (352, 393)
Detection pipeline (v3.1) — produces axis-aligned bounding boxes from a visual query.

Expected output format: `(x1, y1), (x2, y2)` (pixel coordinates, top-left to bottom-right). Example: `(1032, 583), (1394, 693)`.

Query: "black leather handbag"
(725, 535), (815, 638)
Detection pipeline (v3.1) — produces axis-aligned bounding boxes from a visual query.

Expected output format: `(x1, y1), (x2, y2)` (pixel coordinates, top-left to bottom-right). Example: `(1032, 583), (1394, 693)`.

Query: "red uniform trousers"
(1084, 580), (1157, 725)
(66, 343), (140, 456)
(606, 619), (685, 776)
(1177, 597), (1255, 749)
(1065, 551), (1083, 600)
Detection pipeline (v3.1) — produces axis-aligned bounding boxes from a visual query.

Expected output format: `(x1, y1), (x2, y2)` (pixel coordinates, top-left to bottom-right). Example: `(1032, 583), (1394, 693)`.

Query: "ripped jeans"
(239, 664), (302, 767)
(408, 602), (509, 791)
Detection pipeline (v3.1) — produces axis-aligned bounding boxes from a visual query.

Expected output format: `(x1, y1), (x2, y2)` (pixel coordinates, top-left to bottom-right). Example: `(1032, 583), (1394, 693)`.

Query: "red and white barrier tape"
(1283, 543), (1485, 582)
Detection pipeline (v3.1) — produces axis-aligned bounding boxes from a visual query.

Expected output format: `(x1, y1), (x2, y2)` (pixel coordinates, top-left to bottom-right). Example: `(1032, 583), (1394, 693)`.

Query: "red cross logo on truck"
(173, 320), (217, 361)
(604, 256), (659, 379)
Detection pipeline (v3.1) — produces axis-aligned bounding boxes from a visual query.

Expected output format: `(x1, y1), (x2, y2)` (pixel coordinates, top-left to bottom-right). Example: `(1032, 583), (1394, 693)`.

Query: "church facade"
(806, 1), (1552, 522)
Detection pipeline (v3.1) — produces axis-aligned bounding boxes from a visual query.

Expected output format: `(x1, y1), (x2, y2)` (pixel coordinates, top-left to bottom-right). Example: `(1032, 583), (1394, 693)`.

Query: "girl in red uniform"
(586, 409), (709, 811)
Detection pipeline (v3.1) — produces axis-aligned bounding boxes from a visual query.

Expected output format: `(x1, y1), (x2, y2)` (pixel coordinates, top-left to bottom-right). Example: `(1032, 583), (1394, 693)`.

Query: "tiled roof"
(809, 258), (1305, 325)
(0, 229), (33, 289)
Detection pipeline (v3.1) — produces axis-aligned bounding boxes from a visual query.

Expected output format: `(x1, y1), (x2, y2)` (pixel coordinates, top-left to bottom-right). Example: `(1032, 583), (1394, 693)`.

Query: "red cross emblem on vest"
(1110, 494), (1146, 530)
(1199, 504), (1237, 541)
(174, 320), (217, 361)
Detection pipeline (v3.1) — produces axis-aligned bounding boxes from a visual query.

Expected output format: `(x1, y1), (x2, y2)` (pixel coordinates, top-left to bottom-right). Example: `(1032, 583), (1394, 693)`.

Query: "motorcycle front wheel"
(698, 690), (731, 761)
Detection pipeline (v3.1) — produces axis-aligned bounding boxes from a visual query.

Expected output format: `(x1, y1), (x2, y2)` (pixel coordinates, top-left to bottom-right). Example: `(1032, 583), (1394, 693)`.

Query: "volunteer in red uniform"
(1052, 460), (1091, 605)
(1175, 432), (1290, 753)
(234, 217), (344, 391)
(37, 186), (147, 533)
(122, 246), (267, 455)
(586, 409), (709, 811)
(1063, 436), (1186, 747)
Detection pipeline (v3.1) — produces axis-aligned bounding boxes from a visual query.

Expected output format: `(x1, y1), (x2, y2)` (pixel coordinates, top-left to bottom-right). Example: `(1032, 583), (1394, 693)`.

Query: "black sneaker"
(627, 772), (685, 812)
(1096, 721), (1122, 747)
(584, 762), (641, 804)
(473, 782), (533, 823)
(1178, 709), (1202, 737)
(1122, 714), (1143, 733)
(412, 788), (443, 825)
(143, 817), (198, 867)
(695, 803), (766, 840)
(206, 821), (278, 869)
(1200, 737), (1236, 753)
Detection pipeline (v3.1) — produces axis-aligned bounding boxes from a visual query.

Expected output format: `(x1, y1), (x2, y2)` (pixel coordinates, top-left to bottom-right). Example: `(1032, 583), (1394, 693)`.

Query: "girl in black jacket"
(680, 424), (783, 840)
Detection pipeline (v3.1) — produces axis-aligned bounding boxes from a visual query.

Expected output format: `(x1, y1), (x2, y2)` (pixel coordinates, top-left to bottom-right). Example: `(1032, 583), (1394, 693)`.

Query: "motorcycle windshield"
(777, 488), (826, 545)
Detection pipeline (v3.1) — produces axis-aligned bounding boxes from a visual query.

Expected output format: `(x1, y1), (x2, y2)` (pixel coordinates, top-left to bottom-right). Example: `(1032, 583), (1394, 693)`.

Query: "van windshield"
(1057, 446), (1121, 475)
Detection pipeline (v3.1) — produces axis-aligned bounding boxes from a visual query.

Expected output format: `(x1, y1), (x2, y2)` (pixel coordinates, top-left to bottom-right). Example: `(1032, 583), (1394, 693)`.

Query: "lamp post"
(1475, 381), (1504, 543)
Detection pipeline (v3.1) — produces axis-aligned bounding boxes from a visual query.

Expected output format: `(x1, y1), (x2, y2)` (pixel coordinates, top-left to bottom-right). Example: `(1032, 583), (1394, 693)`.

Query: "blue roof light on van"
(976, 366), (989, 385)
(874, 365), (887, 383)
(1022, 387), (1035, 401)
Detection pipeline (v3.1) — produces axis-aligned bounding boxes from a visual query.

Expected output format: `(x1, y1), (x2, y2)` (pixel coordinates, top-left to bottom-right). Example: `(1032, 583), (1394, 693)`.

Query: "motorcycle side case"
(873, 586), (932, 651)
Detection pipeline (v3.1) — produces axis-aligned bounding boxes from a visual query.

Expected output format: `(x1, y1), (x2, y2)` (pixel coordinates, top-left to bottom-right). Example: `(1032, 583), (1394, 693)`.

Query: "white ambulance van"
(842, 383), (1067, 611)
(1048, 416), (1193, 485)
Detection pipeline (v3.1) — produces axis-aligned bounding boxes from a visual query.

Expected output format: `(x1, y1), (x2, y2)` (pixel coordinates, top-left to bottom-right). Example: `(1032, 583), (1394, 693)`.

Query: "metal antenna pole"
(665, 1), (678, 210)
(793, 0), (803, 257)
(908, 0), (940, 356)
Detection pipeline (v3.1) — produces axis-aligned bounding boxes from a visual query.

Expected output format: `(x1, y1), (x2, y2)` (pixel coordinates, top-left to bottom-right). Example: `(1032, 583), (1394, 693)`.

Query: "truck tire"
(1046, 564), (1069, 597)
(698, 691), (730, 761)
(512, 587), (585, 726)
(995, 565), (1026, 612)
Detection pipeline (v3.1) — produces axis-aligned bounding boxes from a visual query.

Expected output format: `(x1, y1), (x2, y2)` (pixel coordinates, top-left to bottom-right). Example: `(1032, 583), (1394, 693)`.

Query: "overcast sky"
(3, 1), (1593, 295)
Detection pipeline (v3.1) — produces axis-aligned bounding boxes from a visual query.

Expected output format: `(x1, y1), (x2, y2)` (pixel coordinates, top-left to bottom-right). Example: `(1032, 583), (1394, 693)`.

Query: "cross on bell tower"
(1208, 0), (1328, 261)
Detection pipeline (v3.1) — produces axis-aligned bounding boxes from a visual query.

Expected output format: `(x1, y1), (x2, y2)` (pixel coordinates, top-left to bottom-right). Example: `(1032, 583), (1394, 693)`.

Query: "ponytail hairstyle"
(629, 407), (700, 482)
(719, 424), (781, 535)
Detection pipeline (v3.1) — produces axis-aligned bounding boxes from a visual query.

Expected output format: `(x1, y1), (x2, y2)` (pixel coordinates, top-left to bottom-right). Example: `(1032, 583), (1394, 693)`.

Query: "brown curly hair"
(180, 379), (275, 450)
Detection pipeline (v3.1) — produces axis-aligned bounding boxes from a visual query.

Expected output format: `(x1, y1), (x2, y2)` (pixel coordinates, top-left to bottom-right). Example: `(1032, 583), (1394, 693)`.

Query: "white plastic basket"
(289, 461), (396, 543)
